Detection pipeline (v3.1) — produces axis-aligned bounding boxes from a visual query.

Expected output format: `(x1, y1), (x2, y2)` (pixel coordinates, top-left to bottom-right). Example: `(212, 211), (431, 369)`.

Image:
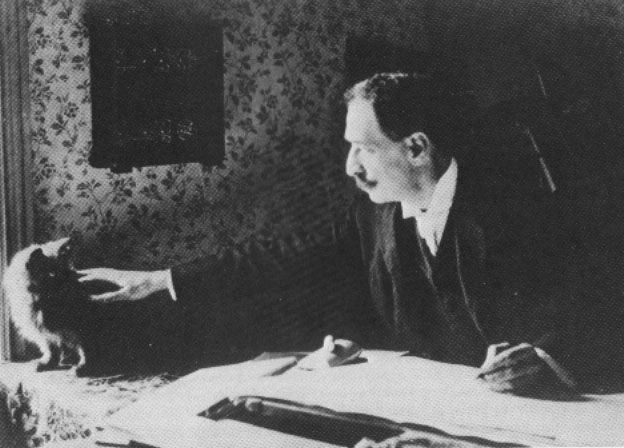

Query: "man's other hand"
(477, 342), (550, 395)
(77, 268), (169, 302)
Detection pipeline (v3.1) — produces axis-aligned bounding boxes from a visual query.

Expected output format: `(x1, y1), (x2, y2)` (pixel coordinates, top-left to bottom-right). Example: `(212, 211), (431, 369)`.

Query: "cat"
(3, 238), (204, 376)
(2, 238), (96, 374)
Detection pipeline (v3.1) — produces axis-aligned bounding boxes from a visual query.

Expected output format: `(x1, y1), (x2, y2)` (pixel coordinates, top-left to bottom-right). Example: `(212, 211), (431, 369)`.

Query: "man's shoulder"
(456, 161), (565, 236)
(458, 162), (554, 209)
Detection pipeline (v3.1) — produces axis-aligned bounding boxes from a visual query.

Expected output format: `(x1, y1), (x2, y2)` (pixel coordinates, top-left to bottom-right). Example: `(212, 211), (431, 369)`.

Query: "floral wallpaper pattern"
(27, 0), (428, 268)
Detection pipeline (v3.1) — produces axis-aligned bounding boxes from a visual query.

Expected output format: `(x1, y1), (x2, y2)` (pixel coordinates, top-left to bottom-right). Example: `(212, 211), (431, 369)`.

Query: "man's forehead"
(344, 99), (384, 144)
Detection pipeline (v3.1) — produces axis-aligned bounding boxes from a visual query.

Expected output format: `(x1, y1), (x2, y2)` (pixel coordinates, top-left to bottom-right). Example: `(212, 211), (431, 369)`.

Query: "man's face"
(344, 99), (417, 203)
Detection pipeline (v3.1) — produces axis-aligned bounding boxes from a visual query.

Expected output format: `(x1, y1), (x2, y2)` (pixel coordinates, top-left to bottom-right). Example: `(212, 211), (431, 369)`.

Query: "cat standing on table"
(2, 237), (118, 375)
(3, 238), (87, 372)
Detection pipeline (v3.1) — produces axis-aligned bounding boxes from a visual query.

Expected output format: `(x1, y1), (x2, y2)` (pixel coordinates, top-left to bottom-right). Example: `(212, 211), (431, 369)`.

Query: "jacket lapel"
(434, 165), (487, 283)
(434, 167), (491, 341)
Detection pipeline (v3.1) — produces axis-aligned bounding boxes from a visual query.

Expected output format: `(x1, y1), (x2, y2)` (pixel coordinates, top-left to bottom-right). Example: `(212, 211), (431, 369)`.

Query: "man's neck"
(432, 153), (452, 182)
(403, 155), (452, 213)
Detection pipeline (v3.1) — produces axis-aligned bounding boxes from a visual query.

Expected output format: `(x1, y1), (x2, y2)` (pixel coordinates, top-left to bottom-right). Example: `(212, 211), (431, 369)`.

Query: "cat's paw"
(74, 363), (97, 377)
(56, 361), (75, 370)
(36, 358), (71, 372)
(35, 360), (57, 372)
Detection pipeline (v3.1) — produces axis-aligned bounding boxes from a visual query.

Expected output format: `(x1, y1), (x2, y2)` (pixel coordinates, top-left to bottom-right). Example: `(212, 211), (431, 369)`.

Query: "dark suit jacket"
(170, 163), (616, 382)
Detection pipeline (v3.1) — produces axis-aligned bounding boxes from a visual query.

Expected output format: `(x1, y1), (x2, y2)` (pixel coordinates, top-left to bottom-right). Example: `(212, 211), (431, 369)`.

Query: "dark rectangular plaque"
(87, 2), (223, 172)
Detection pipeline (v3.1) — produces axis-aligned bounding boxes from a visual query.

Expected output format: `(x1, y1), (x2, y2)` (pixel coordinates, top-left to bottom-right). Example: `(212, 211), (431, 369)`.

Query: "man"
(78, 73), (582, 394)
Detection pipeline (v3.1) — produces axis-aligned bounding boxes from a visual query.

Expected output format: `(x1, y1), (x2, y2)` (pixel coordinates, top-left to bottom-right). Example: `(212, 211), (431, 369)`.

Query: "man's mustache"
(354, 172), (377, 189)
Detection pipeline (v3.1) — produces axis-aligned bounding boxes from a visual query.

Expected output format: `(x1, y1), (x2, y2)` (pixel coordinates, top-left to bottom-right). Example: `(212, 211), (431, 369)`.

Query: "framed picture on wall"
(86, 1), (224, 173)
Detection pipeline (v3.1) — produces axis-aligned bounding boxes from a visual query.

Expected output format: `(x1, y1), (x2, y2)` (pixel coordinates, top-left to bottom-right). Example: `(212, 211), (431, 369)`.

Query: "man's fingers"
(76, 269), (96, 281)
(79, 275), (117, 284)
(477, 343), (551, 393)
(353, 437), (403, 448)
(354, 438), (376, 448)
(77, 268), (102, 279)
(77, 273), (97, 282)
(480, 344), (538, 373)
(77, 268), (120, 284)
(483, 368), (547, 394)
(479, 352), (550, 394)
(90, 287), (128, 302)
(479, 362), (544, 385)
(479, 344), (577, 396)
(76, 268), (107, 276)
(484, 342), (512, 365)
(479, 351), (542, 379)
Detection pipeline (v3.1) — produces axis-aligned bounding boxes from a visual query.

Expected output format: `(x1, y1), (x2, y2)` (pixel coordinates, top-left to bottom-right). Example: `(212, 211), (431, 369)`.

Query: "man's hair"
(344, 72), (463, 152)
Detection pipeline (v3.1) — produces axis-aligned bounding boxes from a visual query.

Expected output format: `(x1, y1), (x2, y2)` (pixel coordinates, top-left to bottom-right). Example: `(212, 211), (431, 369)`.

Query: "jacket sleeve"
(168, 201), (372, 353)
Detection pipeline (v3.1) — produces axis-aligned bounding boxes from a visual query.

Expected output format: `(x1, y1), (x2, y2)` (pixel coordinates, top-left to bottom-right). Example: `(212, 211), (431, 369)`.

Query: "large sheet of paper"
(104, 353), (624, 447)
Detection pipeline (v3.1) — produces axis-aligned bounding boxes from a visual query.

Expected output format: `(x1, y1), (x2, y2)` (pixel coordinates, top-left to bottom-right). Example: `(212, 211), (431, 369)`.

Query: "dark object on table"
(203, 395), (524, 447)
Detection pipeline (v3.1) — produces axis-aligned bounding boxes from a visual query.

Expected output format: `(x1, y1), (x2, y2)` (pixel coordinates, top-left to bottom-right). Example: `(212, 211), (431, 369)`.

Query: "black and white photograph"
(1, 0), (624, 447)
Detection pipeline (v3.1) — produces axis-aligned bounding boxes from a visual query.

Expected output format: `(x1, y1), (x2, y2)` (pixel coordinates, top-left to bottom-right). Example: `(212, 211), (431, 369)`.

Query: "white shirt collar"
(401, 158), (458, 256)
(401, 158), (458, 220)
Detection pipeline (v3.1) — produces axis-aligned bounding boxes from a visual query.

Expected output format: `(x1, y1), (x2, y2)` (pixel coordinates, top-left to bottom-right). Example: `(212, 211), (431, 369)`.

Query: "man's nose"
(345, 146), (361, 177)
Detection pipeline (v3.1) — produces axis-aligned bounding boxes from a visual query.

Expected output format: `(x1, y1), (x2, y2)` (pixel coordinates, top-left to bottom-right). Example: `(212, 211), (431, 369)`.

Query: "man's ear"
(403, 132), (431, 163)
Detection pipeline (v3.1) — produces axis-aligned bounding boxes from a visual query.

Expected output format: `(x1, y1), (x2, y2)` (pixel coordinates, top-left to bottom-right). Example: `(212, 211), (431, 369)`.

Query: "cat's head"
(26, 238), (76, 293)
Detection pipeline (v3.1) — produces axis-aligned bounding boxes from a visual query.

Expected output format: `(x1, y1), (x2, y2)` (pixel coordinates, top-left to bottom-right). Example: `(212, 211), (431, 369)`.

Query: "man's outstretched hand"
(77, 268), (169, 302)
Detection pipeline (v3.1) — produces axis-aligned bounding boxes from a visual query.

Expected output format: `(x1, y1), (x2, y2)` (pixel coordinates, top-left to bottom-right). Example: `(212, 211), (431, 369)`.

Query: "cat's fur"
(2, 238), (94, 373)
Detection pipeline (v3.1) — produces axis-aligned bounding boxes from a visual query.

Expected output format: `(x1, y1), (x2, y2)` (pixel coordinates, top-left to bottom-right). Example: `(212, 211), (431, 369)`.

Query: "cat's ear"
(58, 239), (73, 259)
(26, 248), (46, 272)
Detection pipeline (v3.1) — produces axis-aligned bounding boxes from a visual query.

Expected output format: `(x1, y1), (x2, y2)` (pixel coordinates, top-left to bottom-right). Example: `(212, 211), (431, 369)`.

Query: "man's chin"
(355, 181), (390, 203)
(364, 189), (391, 204)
